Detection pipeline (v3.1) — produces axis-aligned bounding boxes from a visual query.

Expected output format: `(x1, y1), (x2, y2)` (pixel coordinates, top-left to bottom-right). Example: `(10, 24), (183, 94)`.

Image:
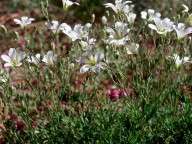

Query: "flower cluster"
(0, 1), (192, 87)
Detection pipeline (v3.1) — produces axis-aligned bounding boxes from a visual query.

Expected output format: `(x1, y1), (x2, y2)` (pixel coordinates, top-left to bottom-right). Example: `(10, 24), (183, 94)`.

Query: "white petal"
(141, 11), (147, 19)
(21, 16), (28, 22)
(73, 2), (79, 5)
(95, 52), (104, 61)
(104, 3), (117, 13)
(13, 19), (22, 24)
(62, 23), (72, 31)
(155, 13), (161, 18)
(92, 64), (101, 73)
(178, 23), (185, 29)
(1, 55), (11, 63)
(80, 65), (89, 73)
(28, 18), (35, 22)
(148, 24), (158, 31)
(35, 53), (41, 60)
(15, 63), (22, 67)
(106, 27), (116, 36)
(148, 9), (155, 14)
(42, 57), (47, 63)
(18, 52), (26, 61)
(186, 27), (192, 34)
(4, 63), (12, 67)
(53, 54), (57, 62)
(182, 4), (189, 12)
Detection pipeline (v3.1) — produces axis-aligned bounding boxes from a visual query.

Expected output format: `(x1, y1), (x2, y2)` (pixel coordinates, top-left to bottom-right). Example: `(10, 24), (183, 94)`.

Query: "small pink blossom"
(18, 39), (26, 48)
(106, 88), (122, 100)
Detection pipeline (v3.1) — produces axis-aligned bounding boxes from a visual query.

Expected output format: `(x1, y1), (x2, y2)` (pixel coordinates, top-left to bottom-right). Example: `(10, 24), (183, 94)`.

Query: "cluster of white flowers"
(103, 0), (139, 55)
(45, 21), (68, 35)
(141, 9), (161, 21)
(1, 0), (192, 79)
(144, 5), (192, 37)
(1, 48), (57, 67)
(63, 23), (92, 41)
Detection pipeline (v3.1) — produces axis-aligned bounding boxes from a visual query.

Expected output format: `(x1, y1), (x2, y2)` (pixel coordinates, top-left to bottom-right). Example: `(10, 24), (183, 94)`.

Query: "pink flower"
(106, 87), (129, 101)
(15, 121), (25, 133)
(30, 119), (37, 128)
(61, 101), (68, 108)
(106, 88), (122, 100)
(31, 78), (38, 85)
(37, 105), (45, 112)
(18, 39), (26, 48)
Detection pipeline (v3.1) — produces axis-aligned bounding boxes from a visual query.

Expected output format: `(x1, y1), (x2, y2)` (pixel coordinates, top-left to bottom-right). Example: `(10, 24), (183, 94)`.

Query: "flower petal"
(148, 24), (157, 31)
(13, 19), (22, 24)
(1, 55), (11, 63)
(4, 63), (12, 67)
(95, 52), (104, 61)
(80, 64), (89, 73)
(18, 52), (26, 61)
(92, 64), (101, 73)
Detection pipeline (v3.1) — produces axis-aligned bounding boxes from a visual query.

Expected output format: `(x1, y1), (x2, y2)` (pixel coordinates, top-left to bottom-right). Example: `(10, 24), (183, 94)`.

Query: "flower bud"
(0, 25), (7, 33)
(14, 31), (20, 40)
(92, 14), (95, 23)
(102, 16), (107, 25)
(106, 11), (110, 17)
(69, 63), (74, 69)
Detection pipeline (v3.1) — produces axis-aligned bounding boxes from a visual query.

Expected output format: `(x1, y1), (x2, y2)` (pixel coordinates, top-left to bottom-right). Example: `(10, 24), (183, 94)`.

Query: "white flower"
(126, 12), (136, 24)
(126, 43), (139, 54)
(42, 51), (57, 66)
(148, 17), (174, 34)
(141, 9), (161, 21)
(62, 0), (79, 11)
(106, 21), (130, 45)
(13, 16), (35, 28)
(104, 0), (132, 14)
(80, 38), (96, 51)
(170, 54), (190, 67)
(173, 23), (192, 39)
(63, 23), (92, 41)
(0, 69), (9, 83)
(76, 51), (105, 73)
(182, 4), (189, 13)
(1, 48), (26, 67)
(26, 54), (41, 65)
(123, 4), (134, 14)
(45, 21), (68, 34)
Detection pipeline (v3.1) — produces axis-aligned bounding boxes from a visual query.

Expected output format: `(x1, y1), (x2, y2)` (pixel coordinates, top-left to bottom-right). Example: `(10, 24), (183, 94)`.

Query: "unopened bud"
(106, 11), (110, 17)
(92, 14), (95, 23)
(14, 31), (20, 39)
(51, 42), (56, 50)
(69, 63), (75, 69)
(113, 15), (116, 22)
(102, 16), (107, 25)
(0, 25), (7, 33)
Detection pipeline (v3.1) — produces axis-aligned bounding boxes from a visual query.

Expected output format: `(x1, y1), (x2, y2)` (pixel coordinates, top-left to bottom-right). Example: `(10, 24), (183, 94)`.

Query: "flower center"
(89, 57), (97, 66)
(157, 25), (165, 32)
(12, 60), (19, 66)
